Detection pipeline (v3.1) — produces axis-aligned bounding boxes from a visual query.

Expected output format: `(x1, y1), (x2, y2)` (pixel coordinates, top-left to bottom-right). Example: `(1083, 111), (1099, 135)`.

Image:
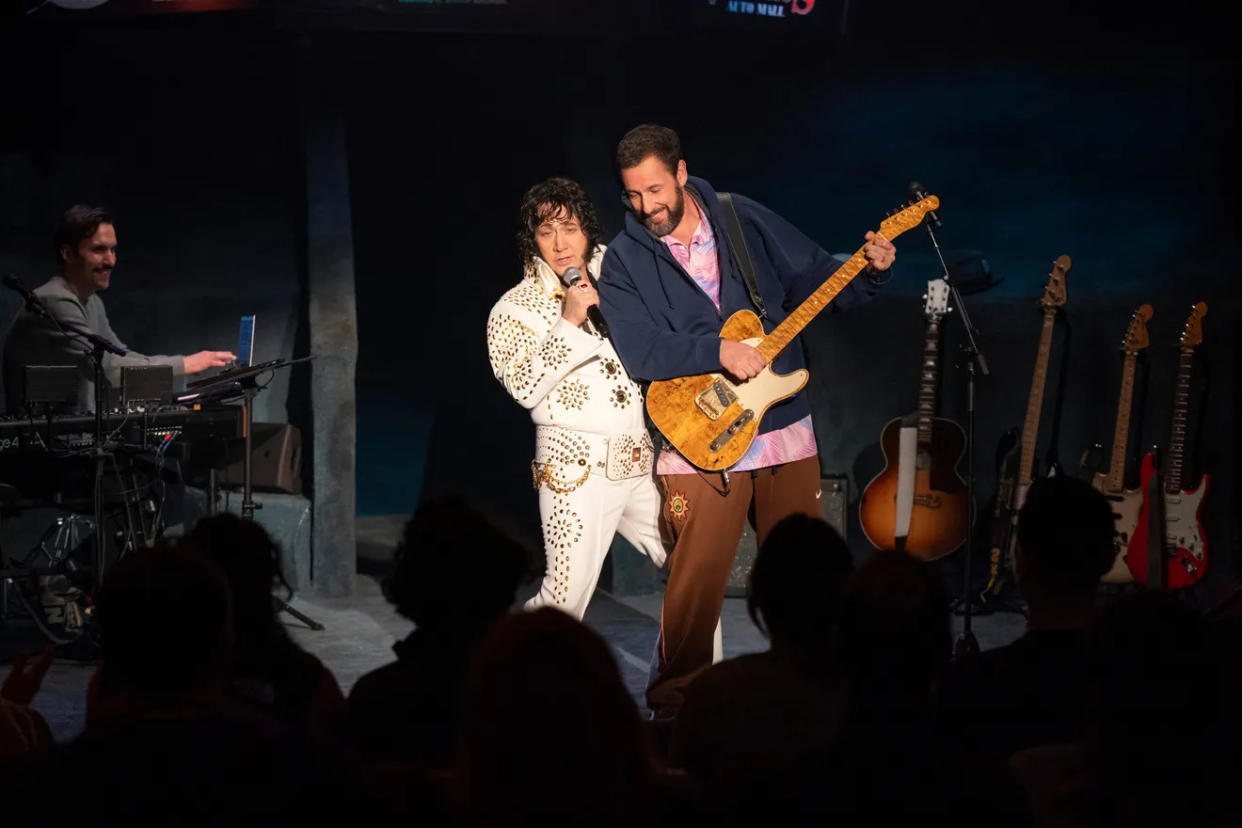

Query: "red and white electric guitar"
(1125, 301), (1210, 588)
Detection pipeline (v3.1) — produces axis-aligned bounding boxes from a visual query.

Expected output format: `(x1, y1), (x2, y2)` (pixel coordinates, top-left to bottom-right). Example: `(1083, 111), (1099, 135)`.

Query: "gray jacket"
(3, 275), (184, 413)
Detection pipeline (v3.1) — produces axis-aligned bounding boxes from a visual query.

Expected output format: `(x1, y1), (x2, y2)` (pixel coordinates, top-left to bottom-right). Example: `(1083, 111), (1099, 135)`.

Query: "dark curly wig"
(516, 177), (603, 273)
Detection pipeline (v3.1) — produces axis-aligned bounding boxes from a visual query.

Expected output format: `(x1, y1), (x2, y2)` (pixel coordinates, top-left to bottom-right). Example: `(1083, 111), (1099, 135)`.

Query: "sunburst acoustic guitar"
(645, 196), (941, 471)
(858, 278), (968, 560)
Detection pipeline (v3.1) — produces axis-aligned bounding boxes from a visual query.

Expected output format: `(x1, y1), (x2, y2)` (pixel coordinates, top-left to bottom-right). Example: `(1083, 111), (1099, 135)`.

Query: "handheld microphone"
(907, 181), (943, 230)
(560, 266), (610, 338)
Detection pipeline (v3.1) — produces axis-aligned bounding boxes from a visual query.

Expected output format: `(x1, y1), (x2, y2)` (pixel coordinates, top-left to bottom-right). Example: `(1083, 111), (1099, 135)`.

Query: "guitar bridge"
(695, 378), (738, 421)
(709, 409), (755, 452)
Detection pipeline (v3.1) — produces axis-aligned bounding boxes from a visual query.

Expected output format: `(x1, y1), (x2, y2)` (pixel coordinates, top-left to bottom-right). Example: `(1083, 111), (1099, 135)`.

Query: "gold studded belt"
(532, 426), (654, 492)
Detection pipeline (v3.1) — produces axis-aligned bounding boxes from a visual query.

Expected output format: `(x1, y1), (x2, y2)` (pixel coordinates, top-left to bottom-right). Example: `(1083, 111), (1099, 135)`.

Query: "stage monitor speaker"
(725, 474), (848, 597)
(216, 422), (303, 495)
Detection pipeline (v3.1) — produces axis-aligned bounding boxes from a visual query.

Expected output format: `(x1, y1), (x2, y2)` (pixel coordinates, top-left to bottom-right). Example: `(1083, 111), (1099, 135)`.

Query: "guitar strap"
(718, 192), (768, 321)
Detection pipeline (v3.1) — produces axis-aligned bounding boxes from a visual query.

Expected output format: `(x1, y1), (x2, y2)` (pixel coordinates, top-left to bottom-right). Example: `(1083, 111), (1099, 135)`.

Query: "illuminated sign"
(706, 0), (817, 18)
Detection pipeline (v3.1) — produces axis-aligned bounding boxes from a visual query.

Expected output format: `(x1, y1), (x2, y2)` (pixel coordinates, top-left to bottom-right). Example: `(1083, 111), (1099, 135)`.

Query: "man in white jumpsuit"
(486, 177), (668, 618)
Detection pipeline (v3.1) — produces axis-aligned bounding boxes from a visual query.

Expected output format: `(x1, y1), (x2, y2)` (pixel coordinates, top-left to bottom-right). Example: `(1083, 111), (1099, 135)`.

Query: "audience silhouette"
(347, 494), (528, 770)
(0, 487), (1235, 827)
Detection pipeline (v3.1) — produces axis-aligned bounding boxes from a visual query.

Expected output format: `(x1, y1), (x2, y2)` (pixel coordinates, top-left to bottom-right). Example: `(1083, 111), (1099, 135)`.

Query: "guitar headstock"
(878, 195), (940, 241)
(923, 279), (950, 321)
(1039, 255), (1071, 311)
(1179, 301), (1208, 349)
(1121, 304), (1153, 353)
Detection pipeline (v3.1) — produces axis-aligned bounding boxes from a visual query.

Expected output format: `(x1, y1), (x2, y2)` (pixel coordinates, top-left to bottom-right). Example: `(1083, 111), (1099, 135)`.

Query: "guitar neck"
(1104, 351), (1138, 492)
(1166, 348), (1194, 493)
(1018, 310), (1057, 483)
(755, 247), (871, 363)
(916, 315), (942, 445)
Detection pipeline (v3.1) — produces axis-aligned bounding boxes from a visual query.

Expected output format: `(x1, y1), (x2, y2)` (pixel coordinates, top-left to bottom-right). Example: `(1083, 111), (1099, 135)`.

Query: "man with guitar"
(598, 124), (896, 718)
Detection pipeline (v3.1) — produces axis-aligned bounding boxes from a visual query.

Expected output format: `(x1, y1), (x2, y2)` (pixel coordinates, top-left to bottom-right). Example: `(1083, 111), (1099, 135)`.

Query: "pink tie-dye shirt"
(656, 208), (818, 475)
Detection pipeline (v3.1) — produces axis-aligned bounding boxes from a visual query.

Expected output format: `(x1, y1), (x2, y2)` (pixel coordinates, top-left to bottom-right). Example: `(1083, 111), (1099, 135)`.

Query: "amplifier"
(121, 365), (174, 408)
(725, 474), (849, 597)
(215, 422), (303, 495)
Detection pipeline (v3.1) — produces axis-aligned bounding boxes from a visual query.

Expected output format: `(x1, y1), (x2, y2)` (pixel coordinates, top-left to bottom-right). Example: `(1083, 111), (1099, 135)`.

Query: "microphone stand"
(16, 290), (126, 597)
(920, 218), (990, 660)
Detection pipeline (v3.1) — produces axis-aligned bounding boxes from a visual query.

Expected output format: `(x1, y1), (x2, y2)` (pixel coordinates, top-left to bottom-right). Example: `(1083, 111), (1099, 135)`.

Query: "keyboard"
(0, 407), (243, 455)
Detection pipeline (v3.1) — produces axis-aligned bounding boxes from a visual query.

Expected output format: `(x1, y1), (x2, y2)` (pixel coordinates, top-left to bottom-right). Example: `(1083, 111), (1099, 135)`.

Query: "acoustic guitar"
(645, 196), (941, 471)
(1126, 302), (1210, 588)
(1093, 304), (1153, 584)
(981, 255), (1071, 599)
(859, 279), (968, 560)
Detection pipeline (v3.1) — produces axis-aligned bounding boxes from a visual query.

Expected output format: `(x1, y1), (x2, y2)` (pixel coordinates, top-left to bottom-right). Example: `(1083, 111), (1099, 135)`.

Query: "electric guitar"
(1093, 304), (1153, 584)
(645, 196), (941, 471)
(859, 279), (969, 560)
(981, 255), (1071, 598)
(1126, 302), (1210, 588)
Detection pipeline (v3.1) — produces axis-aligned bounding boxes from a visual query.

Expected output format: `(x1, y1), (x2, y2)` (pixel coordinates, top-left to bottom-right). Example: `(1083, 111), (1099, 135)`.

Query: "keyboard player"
(3, 205), (235, 413)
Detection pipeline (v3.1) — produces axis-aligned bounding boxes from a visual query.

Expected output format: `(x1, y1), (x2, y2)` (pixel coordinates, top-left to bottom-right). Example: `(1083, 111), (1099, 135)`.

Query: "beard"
(641, 185), (686, 237)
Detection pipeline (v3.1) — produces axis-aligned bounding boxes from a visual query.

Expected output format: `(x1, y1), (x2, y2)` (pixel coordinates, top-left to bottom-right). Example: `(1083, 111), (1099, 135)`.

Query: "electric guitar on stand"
(1093, 304), (1153, 584)
(981, 255), (1071, 601)
(1126, 302), (1210, 588)
(859, 278), (969, 560)
(645, 196), (941, 471)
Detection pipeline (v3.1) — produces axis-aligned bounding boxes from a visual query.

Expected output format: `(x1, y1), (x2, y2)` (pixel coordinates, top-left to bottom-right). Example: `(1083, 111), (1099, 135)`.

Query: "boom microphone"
(907, 181), (943, 230)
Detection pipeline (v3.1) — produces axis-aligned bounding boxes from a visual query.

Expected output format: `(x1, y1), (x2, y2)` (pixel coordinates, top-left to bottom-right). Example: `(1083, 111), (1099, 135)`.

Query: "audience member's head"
(1016, 475), (1115, 601)
(837, 550), (950, 711)
(458, 607), (661, 826)
(747, 514), (853, 652)
(93, 542), (233, 712)
(382, 495), (528, 639)
(184, 514), (286, 648)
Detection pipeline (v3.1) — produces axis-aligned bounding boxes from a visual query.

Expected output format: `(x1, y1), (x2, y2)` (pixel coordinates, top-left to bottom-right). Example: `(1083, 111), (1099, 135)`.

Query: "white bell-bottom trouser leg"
(526, 472), (722, 663)
(525, 472), (665, 620)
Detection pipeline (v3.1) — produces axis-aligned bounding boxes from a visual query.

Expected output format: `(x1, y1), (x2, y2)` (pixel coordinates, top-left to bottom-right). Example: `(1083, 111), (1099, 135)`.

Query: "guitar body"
(1091, 472), (1142, 584)
(859, 416), (969, 561)
(1125, 452), (1210, 588)
(645, 310), (808, 471)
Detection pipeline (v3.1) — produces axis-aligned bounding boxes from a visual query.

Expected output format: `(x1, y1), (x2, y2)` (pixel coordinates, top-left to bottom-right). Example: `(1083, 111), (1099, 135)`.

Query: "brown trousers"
(650, 455), (823, 715)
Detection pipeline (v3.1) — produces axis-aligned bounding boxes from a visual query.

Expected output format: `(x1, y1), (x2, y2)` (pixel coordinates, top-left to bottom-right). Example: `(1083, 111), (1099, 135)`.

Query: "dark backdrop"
(1, 2), (1238, 598)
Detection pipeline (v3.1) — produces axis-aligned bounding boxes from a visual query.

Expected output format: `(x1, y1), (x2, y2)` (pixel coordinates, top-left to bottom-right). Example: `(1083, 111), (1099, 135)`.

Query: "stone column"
(304, 38), (357, 597)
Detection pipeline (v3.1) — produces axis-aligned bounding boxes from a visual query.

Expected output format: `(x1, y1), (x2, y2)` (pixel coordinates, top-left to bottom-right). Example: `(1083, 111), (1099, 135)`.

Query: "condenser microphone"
(560, 266), (610, 338)
(907, 181), (943, 230)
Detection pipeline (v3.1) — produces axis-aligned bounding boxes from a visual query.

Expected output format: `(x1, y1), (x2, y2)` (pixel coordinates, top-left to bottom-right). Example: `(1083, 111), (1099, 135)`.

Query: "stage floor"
(5, 514), (1029, 743)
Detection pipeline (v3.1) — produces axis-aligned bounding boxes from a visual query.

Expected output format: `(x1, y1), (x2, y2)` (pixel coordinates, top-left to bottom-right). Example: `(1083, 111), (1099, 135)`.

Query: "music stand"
(173, 356), (323, 631)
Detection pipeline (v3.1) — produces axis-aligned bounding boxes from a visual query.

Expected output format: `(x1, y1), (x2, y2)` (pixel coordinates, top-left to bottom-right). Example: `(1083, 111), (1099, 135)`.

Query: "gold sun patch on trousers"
(667, 492), (691, 521)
